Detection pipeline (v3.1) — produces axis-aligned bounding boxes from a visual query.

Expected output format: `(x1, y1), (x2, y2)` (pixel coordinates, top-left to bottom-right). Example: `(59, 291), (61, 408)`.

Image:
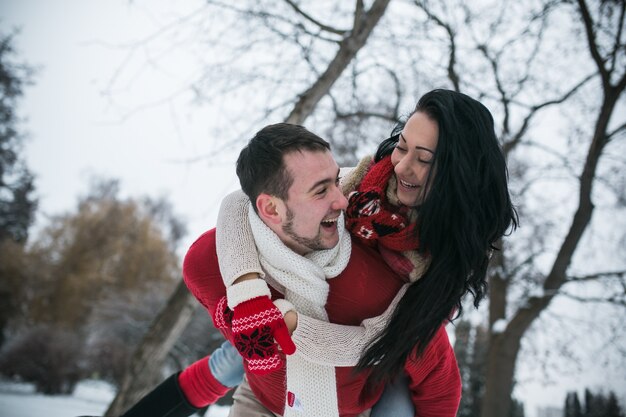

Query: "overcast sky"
(5, 0), (241, 254)
(3, 1), (624, 415)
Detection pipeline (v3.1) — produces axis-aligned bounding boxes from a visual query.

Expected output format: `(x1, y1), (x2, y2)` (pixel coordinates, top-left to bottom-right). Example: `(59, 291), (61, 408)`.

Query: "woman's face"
(390, 111), (439, 207)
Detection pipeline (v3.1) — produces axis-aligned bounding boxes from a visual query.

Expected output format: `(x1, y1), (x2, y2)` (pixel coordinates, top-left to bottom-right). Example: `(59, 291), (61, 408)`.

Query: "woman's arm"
(405, 324), (462, 417)
(215, 191), (295, 371)
(288, 285), (408, 367)
(215, 190), (265, 287)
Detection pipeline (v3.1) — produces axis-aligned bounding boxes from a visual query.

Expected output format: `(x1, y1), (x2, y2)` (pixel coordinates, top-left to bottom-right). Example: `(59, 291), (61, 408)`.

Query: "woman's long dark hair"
(357, 89), (518, 384)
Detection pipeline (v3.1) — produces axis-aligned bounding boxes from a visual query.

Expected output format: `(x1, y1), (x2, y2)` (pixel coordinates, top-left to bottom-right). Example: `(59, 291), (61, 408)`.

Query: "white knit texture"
(291, 284), (408, 367)
(273, 299), (296, 316)
(216, 190), (265, 286)
(249, 205), (351, 417)
(226, 278), (271, 309)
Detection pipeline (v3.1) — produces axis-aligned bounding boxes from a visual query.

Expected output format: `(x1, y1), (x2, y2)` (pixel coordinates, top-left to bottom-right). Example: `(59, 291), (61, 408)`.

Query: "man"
(120, 123), (459, 417)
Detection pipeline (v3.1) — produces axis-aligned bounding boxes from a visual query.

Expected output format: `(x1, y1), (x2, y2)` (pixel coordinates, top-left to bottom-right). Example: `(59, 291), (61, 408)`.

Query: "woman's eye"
(395, 145), (407, 153)
(417, 150), (434, 164)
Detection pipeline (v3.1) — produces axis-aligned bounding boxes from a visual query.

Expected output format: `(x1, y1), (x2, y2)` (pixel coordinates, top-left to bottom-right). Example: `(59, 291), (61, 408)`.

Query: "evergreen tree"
(574, 388), (626, 417)
(509, 399), (525, 417)
(0, 28), (36, 347)
(588, 389), (609, 417)
(605, 392), (625, 417)
(565, 391), (582, 417)
(0, 29), (37, 244)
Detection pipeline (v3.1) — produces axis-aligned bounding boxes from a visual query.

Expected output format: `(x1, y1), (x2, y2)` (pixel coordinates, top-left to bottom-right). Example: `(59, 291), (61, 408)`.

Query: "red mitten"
(212, 296), (233, 329)
(227, 279), (296, 374)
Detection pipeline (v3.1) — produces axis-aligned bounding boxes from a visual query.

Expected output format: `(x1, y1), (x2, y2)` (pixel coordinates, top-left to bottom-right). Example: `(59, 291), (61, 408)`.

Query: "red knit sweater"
(180, 228), (461, 416)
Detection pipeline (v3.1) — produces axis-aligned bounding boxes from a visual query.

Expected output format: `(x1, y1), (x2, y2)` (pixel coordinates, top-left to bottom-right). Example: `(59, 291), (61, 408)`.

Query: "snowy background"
(1, 1), (624, 416)
(0, 380), (230, 417)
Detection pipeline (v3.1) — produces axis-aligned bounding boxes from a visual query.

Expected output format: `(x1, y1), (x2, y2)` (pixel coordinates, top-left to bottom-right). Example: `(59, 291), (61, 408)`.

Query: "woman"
(354, 88), (519, 385)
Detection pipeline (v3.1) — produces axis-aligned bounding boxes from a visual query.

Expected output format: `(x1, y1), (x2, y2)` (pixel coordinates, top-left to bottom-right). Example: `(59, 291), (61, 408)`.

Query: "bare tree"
(381, 0), (625, 414)
(482, 0), (625, 413)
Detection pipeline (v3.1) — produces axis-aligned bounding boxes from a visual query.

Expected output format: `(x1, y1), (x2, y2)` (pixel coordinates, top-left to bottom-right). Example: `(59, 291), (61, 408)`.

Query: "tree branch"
(414, 1), (461, 91)
(353, 0), (365, 31)
(566, 270), (626, 283)
(478, 44), (511, 138)
(608, 0), (625, 74)
(335, 110), (398, 123)
(502, 73), (595, 155)
(281, 0), (349, 35)
(577, 0), (610, 87)
(558, 291), (626, 307)
(607, 121), (626, 141)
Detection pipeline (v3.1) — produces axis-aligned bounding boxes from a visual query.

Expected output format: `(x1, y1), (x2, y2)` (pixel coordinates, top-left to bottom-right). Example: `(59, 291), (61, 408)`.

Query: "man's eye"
(335, 177), (341, 186)
(316, 188), (327, 195)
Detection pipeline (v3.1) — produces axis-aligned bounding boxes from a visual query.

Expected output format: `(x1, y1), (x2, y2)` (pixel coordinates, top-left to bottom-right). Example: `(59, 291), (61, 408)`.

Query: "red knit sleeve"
(182, 227), (284, 330)
(178, 229), (235, 407)
(404, 324), (462, 417)
(182, 228), (227, 325)
(178, 357), (230, 407)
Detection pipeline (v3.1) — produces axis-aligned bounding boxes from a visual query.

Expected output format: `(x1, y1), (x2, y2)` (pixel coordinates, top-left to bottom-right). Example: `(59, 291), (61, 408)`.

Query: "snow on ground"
(0, 379), (230, 417)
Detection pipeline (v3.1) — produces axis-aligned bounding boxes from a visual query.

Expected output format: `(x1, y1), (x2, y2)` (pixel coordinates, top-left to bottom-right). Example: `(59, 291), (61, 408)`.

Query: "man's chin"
(322, 235), (340, 250)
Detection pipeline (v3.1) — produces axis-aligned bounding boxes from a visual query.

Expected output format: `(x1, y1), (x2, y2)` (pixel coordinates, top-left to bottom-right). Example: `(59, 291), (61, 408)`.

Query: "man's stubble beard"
(281, 205), (327, 253)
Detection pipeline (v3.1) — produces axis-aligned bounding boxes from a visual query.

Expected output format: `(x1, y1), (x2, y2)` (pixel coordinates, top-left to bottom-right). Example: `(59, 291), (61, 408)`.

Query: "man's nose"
(332, 187), (348, 211)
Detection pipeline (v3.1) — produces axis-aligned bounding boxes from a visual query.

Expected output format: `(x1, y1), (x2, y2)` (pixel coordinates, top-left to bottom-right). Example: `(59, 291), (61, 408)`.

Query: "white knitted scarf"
(248, 205), (352, 417)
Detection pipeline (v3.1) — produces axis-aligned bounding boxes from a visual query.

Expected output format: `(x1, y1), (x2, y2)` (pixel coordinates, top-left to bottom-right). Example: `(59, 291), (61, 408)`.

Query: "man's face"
(275, 150), (348, 255)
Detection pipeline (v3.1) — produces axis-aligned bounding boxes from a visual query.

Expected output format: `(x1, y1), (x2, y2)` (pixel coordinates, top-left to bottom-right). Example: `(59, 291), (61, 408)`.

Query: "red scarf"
(345, 156), (420, 252)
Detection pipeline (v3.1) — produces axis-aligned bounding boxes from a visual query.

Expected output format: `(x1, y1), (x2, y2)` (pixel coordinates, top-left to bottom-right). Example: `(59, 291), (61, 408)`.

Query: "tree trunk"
(105, 280), (198, 416)
(482, 297), (545, 417)
(482, 332), (521, 417)
(488, 241), (507, 329)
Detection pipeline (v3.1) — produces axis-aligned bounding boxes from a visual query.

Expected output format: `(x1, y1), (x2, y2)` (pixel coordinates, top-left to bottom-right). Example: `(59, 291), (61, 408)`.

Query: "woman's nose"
(394, 155), (410, 176)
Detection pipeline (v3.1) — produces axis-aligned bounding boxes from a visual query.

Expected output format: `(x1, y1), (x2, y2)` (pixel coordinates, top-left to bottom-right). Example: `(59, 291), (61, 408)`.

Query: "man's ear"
(256, 193), (283, 225)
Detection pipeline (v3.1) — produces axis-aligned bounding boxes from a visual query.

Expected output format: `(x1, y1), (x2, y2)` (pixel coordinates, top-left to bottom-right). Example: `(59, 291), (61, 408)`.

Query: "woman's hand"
(284, 310), (298, 334)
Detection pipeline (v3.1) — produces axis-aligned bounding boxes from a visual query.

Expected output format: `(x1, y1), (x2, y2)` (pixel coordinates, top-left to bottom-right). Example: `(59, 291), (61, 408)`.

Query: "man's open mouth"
(321, 217), (339, 228)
